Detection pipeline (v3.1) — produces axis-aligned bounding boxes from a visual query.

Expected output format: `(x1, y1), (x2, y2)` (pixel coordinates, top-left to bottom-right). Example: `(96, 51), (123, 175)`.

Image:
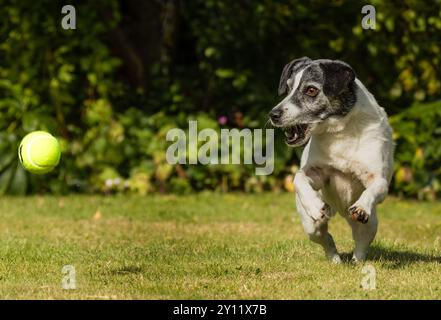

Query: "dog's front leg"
(347, 176), (386, 262)
(295, 168), (340, 262)
(294, 168), (330, 222)
(349, 176), (388, 223)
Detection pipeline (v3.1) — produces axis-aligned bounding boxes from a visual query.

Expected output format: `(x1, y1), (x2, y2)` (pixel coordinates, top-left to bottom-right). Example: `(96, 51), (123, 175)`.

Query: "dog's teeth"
(293, 133), (298, 140)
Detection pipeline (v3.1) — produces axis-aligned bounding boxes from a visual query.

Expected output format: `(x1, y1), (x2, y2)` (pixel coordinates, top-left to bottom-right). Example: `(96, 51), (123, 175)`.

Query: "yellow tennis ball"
(18, 131), (61, 174)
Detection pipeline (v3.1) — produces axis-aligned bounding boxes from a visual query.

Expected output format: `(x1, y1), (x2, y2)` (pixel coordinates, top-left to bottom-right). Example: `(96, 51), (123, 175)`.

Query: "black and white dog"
(270, 57), (393, 263)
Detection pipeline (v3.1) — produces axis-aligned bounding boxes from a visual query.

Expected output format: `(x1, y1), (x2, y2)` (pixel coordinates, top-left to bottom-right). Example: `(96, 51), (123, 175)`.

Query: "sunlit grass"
(0, 193), (439, 299)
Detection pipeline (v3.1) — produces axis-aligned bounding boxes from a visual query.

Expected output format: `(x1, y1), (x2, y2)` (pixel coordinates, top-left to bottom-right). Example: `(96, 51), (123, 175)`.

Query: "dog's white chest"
(304, 123), (393, 211)
(308, 134), (370, 177)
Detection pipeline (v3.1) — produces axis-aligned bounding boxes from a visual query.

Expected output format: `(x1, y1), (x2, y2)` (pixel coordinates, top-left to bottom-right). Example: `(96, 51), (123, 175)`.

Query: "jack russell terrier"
(270, 57), (394, 263)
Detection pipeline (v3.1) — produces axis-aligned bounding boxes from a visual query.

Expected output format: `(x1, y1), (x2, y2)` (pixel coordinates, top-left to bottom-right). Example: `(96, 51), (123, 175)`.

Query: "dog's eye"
(305, 86), (319, 97)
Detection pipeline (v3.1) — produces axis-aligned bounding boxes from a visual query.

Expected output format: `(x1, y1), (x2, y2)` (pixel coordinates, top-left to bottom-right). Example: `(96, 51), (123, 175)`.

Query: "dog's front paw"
(329, 253), (342, 264)
(348, 205), (369, 224)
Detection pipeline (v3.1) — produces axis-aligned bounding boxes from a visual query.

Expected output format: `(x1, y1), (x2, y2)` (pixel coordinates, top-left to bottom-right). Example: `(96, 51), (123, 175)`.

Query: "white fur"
(294, 78), (393, 262)
(277, 69), (305, 122)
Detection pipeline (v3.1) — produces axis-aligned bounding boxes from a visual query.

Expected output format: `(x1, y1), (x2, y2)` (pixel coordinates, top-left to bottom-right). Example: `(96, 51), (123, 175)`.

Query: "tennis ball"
(18, 131), (61, 174)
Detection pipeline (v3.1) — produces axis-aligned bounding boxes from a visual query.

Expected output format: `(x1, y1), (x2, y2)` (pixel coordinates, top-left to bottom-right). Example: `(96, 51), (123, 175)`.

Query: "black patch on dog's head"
(278, 57), (312, 96)
(319, 60), (355, 96)
(318, 60), (356, 117)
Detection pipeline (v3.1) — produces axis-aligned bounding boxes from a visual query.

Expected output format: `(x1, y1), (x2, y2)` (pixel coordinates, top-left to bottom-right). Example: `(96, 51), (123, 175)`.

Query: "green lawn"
(0, 193), (440, 299)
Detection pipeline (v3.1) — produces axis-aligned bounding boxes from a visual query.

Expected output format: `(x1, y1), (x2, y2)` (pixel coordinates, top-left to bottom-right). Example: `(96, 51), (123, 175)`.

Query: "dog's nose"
(269, 108), (283, 122)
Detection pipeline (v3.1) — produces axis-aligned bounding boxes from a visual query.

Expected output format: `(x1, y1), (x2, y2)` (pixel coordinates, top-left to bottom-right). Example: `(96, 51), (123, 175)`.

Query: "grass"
(0, 193), (440, 299)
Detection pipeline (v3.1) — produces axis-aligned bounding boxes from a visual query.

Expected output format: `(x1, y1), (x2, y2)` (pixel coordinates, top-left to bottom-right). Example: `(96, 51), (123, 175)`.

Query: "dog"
(269, 57), (394, 263)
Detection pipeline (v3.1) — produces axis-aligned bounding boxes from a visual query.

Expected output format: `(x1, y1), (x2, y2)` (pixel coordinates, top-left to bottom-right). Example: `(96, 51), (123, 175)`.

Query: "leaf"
(8, 163), (27, 195)
(0, 166), (14, 195)
(215, 69), (235, 78)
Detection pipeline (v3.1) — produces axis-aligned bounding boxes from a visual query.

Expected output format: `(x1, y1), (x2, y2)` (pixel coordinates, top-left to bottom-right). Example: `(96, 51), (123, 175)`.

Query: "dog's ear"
(320, 60), (356, 97)
(278, 56), (312, 96)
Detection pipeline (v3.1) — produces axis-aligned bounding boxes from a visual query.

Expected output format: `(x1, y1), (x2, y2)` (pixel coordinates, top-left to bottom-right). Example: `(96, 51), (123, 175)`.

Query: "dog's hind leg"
(296, 194), (341, 263)
(346, 207), (378, 262)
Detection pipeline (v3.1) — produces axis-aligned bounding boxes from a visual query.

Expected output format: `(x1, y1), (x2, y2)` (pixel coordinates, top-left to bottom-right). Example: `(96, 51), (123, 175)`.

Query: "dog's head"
(269, 57), (357, 147)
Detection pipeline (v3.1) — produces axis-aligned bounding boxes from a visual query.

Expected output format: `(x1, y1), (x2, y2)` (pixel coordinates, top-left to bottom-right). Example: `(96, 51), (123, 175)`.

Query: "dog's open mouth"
(284, 124), (311, 146)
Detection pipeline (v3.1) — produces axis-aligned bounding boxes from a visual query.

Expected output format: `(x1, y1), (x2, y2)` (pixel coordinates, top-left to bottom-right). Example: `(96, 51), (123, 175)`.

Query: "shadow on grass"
(109, 265), (144, 275)
(340, 246), (441, 268)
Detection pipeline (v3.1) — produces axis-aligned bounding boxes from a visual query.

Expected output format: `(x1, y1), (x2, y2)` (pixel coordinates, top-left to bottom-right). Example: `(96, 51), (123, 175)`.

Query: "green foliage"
(177, 0), (441, 114)
(0, 1), (122, 194)
(0, 0), (439, 199)
(390, 101), (441, 200)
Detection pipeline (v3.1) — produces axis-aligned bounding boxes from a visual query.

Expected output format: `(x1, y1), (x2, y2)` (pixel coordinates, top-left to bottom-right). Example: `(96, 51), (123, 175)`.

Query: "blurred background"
(0, 0), (439, 200)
